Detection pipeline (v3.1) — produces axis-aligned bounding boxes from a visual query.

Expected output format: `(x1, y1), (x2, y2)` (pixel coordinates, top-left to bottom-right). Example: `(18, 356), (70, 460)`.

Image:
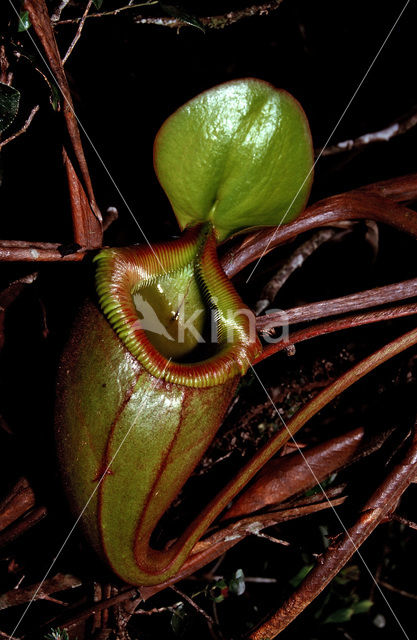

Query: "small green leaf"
(18, 10), (31, 32)
(93, 0), (104, 8)
(229, 568), (246, 596)
(352, 599), (373, 614)
(44, 629), (70, 640)
(335, 564), (360, 585)
(305, 472), (337, 497)
(324, 607), (354, 624)
(171, 602), (187, 635)
(50, 83), (61, 111)
(0, 83), (20, 134)
(324, 600), (373, 624)
(154, 79), (313, 241)
(160, 3), (205, 32)
(289, 563), (314, 588)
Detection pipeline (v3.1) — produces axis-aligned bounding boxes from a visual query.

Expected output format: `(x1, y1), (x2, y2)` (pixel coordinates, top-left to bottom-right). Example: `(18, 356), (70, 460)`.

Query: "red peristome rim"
(94, 226), (261, 388)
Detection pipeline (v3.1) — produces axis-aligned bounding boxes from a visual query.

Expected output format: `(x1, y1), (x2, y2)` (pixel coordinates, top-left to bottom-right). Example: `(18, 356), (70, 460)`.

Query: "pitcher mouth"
(94, 225), (261, 388)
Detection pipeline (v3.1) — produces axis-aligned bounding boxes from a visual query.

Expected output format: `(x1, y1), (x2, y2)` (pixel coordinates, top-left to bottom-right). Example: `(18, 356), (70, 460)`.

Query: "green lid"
(154, 78), (314, 242)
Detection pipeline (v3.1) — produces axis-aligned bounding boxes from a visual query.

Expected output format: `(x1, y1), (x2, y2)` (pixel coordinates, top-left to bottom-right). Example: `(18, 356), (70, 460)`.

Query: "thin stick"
(255, 228), (340, 315)
(171, 585), (215, 625)
(0, 243), (87, 262)
(256, 277), (417, 330)
(378, 580), (417, 602)
(0, 573), (81, 611)
(318, 106), (417, 157)
(56, 0), (282, 28)
(391, 514), (417, 531)
(24, 0), (102, 247)
(0, 106), (39, 151)
(62, 0), (93, 64)
(57, 1), (158, 24)
(0, 507), (47, 548)
(50, 0), (71, 23)
(0, 631), (20, 640)
(134, 602), (183, 615)
(252, 532), (290, 546)
(255, 302), (417, 364)
(250, 427), (417, 639)
(0, 478), (36, 532)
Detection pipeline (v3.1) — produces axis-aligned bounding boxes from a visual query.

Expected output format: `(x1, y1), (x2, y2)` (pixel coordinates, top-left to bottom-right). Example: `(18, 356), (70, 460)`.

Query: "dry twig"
(391, 513), (417, 531)
(256, 277), (417, 330)
(255, 228), (341, 315)
(319, 106), (417, 157)
(0, 478), (36, 532)
(171, 585), (215, 626)
(0, 242), (86, 262)
(0, 574), (80, 611)
(50, 0), (71, 23)
(23, 0), (102, 247)
(56, 0), (283, 29)
(256, 302), (417, 364)
(56, 1), (158, 24)
(0, 106), (40, 151)
(250, 426), (417, 639)
(62, 0), (94, 64)
(222, 183), (417, 277)
(377, 579), (417, 602)
(0, 507), (47, 548)
(225, 426), (392, 520)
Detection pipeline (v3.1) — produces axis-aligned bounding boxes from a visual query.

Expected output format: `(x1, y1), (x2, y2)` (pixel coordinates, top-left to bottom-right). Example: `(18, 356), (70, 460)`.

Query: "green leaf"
(305, 472), (337, 497)
(352, 599), (373, 614)
(0, 83), (20, 134)
(50, 83), (60, 111)
(44, 629), (70, 640)
(171, 602), (187, 635)
(93, 0), (104, 8)
(324, 607), (354, 624)
(289, 563), (314, 588)
(154, 79), (313, 241)
(18, 10), (31, 32)
(160, 3), (205, 32)
(229, 568), (246, 596)
(324, 600), (373, 624)
(335, 564), (360, 585)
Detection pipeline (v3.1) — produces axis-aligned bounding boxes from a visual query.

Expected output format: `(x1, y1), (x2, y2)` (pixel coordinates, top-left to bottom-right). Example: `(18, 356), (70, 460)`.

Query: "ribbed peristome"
(94, 225), (261, 388)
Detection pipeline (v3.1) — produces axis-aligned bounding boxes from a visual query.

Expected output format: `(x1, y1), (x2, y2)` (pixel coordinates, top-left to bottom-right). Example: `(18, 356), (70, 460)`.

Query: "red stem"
(255, 302), (417, 363)
(23, 0), (102, 248)
(250, 426), (417, 639)
(256, 280), (417, 331)
(222, 191), (417, 277)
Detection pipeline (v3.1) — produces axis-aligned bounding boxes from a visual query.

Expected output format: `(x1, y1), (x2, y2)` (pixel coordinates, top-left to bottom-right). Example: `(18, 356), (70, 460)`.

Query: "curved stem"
(250, 425), (417, 639)
(256, 279), (417, 331)
(135, 326), (417, 583)
(255, 303), (417, 364)
(138, 423), (395, 600)
(222, 191), (417, 278)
